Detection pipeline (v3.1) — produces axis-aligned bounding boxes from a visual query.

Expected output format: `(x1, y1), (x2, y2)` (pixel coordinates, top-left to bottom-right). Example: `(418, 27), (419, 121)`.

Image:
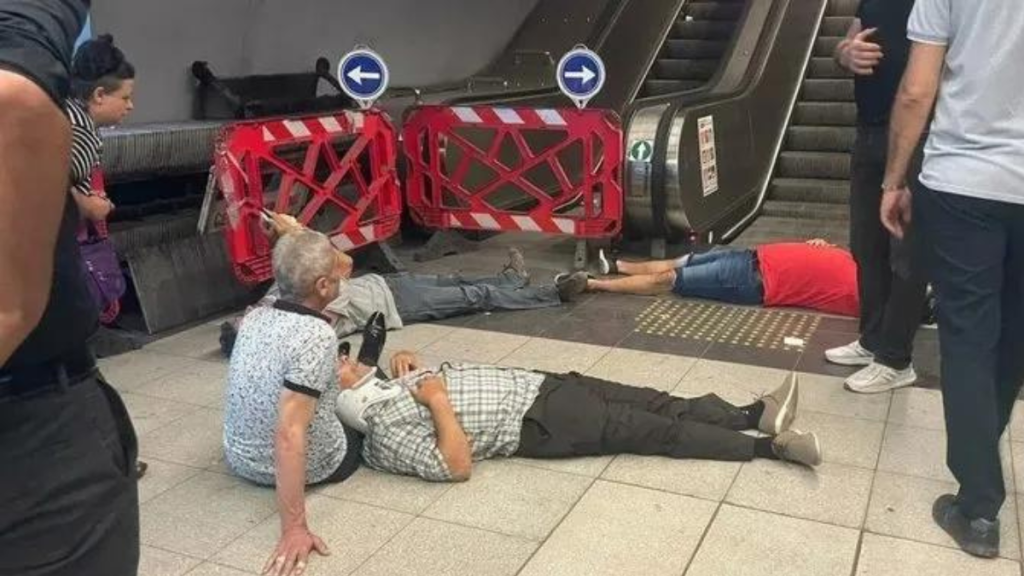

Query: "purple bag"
(79, 237), (127, 310)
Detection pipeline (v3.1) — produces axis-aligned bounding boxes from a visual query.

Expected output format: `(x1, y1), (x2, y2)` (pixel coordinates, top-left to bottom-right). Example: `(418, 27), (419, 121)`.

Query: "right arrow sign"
(556, 46), (606, 109)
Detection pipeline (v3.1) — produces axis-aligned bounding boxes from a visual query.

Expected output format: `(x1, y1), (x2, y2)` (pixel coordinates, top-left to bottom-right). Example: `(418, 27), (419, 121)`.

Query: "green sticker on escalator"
(629, 140), (654, 163)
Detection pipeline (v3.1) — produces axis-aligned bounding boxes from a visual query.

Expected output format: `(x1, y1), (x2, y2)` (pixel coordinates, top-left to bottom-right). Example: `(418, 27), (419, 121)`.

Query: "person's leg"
(995, 210), (1024, 435)
(672, 249), (763, 305)
(389, 274), (561, 323)
(614, 248), (733, 276)
(916, 187), (1008, 522)
(587, 270), (677, 296)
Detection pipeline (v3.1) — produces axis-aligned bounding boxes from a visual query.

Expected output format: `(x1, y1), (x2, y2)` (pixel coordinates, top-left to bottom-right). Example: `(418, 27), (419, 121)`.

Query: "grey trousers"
(385, 271), (561, 323)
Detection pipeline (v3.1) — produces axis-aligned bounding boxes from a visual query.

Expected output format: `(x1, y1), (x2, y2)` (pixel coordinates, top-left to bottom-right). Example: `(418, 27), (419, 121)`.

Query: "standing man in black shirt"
(824, 0), (930, 395)
(0, 2), (141, 575)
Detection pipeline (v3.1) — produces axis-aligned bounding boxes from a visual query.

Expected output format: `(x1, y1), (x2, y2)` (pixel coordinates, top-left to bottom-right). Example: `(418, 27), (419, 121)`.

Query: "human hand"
(262, 526), (330, 576)
(838, 28), (883, 75)
(806, 238), (833, 248)
(411, 376), (448, 407)
(390, 350), (420, 377)
(881, 187), (913, 239)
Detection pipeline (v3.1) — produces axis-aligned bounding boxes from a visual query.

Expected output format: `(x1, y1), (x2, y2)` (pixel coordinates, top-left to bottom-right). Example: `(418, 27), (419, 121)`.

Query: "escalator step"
(762, 200), (851, 221)
(801, 78), (854, 101)
(808, 57), (850, 79)
(686, 2), (745, 20)
(778, 151), (852, 180)
(820, 16), (855, 37)
(642, 79), (706, 96)
(665, 39), (729, 59)
(827, 0), (861, 17)
(652, 58), (720, 80)
(770, 177), (851, 204)
(814, 37), (843, 58)
(673, 20), (737, 40)
(730, 216), (850, 248)
(793, 102), (857, 125)
(786, 126), (857, 152)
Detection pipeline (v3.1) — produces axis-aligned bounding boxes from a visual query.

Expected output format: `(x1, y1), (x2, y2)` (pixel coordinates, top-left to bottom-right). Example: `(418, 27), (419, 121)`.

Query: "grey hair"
(272, 231), (337, 301)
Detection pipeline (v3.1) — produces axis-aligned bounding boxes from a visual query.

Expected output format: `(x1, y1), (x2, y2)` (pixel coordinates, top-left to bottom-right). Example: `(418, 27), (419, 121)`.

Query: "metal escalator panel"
(639, 0), (746, 98)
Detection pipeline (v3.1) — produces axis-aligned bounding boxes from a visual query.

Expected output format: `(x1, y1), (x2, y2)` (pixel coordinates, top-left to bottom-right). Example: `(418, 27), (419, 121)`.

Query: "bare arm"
(883, 43), (945, 190)
(0, 72), (71, 365)
(413, 376), (473, 482)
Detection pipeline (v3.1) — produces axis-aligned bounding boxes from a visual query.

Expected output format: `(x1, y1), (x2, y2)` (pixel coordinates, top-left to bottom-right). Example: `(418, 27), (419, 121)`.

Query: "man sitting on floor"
(584, 240), (859, 317)
(223, 230), (364, 576)
(335, 346), (821, 483)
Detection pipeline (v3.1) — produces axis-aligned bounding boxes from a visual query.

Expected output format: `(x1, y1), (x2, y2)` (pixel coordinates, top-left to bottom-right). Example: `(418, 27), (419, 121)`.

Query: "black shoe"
(932, 494), (1000, 558)
(554, 271), (589, 302)
(357, 312), (387, 367)
(219, 321), (239, 358)
(136, 461), (149, 480)
(338, 341), (351, 358)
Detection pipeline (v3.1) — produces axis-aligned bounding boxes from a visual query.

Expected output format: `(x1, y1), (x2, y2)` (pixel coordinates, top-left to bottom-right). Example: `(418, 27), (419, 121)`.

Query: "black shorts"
(0, 0), (88, 105)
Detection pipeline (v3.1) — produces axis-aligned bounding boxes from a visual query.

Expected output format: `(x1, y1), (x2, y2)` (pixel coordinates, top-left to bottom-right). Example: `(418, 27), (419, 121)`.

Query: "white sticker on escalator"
(697, 115), (719, 196)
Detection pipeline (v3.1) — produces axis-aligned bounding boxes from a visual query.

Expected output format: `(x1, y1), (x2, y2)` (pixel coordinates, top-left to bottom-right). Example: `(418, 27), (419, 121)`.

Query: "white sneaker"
(825, 340), (874, 366)
(845, 363), (917, 394)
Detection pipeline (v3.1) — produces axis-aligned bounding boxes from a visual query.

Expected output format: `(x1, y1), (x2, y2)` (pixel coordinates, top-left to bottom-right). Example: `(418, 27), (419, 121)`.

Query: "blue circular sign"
(338, 48), (389, 104)
(556, 47), (606, 105)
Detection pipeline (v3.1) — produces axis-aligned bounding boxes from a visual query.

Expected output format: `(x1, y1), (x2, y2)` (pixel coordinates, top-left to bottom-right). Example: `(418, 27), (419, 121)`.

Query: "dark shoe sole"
(932, 494), (1000, 559)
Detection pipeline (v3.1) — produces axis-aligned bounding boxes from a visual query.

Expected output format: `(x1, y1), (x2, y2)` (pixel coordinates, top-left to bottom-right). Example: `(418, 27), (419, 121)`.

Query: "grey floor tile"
(133, 360), (229, 409)
(726, 460), (873, 528)
(318, 467), (452, 514)
(420, 328), (529, 364)
(685, 505), (860, 576)
(514, 455), (615, 478)
(791, 410), (885, 470)
(380, 323), (457, 353)
(601, 455), (740, 502)
(181, 563), (255, 576)
(138, 458), (203, 505)
(98, 351), (195, 392)
(354, 517), (537, 576)
(878, 424), (954, 482)
(121, 392), (203, 436)
(797, 372), (891, 422)
(519, 481), (717, 576)
(674, 360), (790, 405)
(855, 533), (1022, 576)
(499, 338), (611, 373)
(1014, 443), (1024, 494)
(138, 545), (201, 576)
(140, 472), (276, 559)
(422, 460), (591, 541)
(148, 322), (225, 361)
(140, 408), (225, 469)
(867, 472), (1021, 560)
(889, 387), (946, 431)
(1010, 402), (1024, 442)
(213, 495), (412, 576)
(584, 349), (698, 392)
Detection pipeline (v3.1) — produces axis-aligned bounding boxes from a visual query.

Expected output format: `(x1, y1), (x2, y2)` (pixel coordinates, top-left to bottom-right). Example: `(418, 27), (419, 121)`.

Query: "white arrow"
(564, 65), (596, 86)
(347, 65), (381, 86)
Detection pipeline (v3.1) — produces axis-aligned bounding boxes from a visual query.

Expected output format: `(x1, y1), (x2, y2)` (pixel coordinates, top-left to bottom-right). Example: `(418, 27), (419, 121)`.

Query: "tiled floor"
(107, 318), (1024, 576)
(111, 234), (1017, 575)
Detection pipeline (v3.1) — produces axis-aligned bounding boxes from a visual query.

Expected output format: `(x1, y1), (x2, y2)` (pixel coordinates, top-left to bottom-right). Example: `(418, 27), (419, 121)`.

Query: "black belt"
(0, 349), (97, 399)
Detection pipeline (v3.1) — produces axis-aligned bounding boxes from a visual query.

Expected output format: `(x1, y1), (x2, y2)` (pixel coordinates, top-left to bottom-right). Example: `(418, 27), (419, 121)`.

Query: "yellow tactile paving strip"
(635, 300), (821, 350)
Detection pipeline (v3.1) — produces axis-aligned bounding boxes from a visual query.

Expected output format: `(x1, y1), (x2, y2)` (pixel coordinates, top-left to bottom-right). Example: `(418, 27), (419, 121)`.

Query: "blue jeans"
(672, 248), (763, 305)
(386, 271), (561, 323)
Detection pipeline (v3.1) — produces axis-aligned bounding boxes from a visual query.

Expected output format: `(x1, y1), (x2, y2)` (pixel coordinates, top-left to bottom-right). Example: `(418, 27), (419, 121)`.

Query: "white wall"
(92, 0), (539, 123)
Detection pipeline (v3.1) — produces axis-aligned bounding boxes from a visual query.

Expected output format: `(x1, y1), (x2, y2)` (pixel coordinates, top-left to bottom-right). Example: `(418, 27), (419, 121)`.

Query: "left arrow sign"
(347, 65), (381, 85)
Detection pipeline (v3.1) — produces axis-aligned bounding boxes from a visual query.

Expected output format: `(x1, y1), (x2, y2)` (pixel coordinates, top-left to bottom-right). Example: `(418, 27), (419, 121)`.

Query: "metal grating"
(634, 300), (821, 350)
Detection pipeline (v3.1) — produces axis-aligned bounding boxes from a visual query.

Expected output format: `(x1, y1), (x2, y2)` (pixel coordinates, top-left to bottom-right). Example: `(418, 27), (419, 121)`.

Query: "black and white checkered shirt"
(362, 363), (545, 481)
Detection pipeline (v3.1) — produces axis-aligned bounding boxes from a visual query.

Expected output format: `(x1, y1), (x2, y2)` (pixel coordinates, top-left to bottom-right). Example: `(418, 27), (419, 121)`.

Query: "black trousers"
(0, 375), (140, 576)
(515, 372), (755, 461)
(915, 186), (1024, 521)
(850, 124), (930, 369)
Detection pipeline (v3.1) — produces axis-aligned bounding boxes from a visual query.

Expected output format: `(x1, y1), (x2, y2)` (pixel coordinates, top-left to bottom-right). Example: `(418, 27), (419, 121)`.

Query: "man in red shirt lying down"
(584, 239), (860, 317)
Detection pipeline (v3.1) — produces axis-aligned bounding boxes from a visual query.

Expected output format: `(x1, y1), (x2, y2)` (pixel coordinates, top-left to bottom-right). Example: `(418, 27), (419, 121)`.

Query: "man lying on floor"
(584, 240), (859, 317)
(336, 347), (822, 483)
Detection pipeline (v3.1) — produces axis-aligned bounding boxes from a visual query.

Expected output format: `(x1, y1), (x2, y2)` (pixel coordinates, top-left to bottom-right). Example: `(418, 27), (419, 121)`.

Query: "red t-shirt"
(756, 243), (859, 317)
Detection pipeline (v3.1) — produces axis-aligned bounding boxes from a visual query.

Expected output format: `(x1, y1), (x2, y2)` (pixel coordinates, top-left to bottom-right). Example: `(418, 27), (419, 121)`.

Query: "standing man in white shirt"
(881, 0), (1024, 558)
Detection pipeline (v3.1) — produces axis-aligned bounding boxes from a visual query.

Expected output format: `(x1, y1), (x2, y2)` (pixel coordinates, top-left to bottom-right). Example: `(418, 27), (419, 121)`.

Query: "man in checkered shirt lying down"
(336, 346), (824, 483)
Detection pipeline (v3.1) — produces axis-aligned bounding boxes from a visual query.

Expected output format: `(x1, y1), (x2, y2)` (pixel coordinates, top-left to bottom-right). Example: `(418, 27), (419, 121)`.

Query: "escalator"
(731, 1), (857, 247)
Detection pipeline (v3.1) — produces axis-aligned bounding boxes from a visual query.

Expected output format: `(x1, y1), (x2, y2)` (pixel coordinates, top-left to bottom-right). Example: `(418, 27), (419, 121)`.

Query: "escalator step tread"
(642, 79), (706, 97)
(673, 20), (738, 40)
(801, 78), (855, 101)
(665, 39), (729, 59)
(827, 0), (861, 17)
(731, 216), (850, 249)
(793, 101), (858, 126)
(778, 151), (852, 179)
(762, 199), (850, 220)
(814, 37), (844, 57)
(809, 57), (850, 79)
(770, 178), (852, 204)
(653, 58), (720, 80)
(820, 16), (855, 37)
(786, 125), (857, 152)
(686, 2), (745, 20)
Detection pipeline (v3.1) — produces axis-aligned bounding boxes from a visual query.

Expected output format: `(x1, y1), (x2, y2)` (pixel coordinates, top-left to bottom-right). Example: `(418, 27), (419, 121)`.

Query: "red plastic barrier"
(402, 105), (623, 238)
(214, 110), (401, 284)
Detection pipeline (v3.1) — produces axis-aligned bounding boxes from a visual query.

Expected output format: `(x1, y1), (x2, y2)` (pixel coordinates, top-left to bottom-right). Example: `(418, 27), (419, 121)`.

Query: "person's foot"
(555, 272), (589, 302)
(598, 248), (618, 275)
(136, 461), (149, 480)
(932, 494), (1000, 558)
(504, 247), (530, 284)
(357, 312), (387, 367)
(772, 430), (822, 467)
(219, 321), (239, 358)
(844, 363), (917, 394)
(824, 340), (873, 366)
(759, 373), (799, 435)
